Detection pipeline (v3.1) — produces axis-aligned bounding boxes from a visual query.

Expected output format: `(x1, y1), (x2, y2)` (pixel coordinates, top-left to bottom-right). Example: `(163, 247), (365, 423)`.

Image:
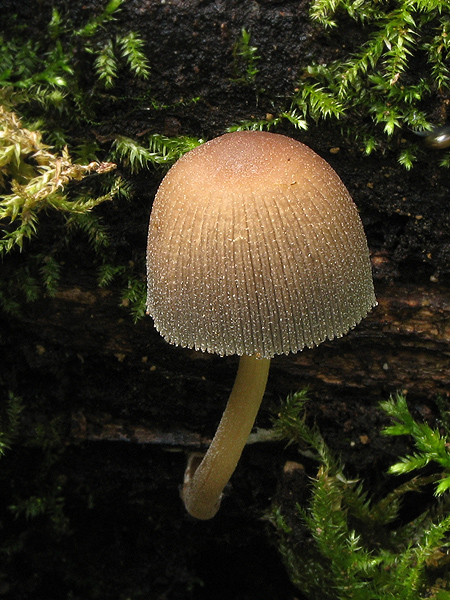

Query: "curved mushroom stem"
(181, 354), (271, 520)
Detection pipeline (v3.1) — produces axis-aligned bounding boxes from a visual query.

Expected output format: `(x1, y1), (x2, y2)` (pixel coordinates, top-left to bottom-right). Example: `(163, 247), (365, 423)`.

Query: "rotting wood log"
(70, 411), (279, 448)
(287, 281), (450, 401)
(17, 280), (450, 410)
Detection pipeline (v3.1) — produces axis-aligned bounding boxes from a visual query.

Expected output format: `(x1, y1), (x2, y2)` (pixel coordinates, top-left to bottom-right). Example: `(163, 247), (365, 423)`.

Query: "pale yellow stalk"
(181, 354), (271, 520)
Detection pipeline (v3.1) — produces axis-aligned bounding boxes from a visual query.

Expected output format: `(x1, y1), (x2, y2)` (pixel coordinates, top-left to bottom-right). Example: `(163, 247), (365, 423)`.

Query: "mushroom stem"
(181, 354), (271, 520)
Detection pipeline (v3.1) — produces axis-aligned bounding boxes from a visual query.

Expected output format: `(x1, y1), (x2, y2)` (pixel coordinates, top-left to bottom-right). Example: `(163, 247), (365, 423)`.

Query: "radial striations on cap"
(146, 131), (376, 359)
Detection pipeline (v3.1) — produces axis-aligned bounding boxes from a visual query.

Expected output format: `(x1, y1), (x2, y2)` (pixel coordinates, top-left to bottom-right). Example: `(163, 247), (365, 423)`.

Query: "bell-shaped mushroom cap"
(147, 131), (376, 359)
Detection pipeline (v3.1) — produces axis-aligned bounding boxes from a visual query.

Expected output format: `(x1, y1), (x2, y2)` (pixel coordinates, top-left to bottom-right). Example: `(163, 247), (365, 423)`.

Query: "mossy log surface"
(1, 0), (450, 599)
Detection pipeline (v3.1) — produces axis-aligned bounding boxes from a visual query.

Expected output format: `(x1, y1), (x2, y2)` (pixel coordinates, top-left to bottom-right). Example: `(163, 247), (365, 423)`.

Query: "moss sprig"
(381, 394), (450, 496)
(8, 414), (70, 537)
(0, 7), (157, 320)
(98, 261), (146, 322)
(227, 108), (308, 133)
(231, 28), (260, 86)
(269, 391), (450, 599)
(292, 0), (450, 167)
(93, 32), (150, 89)
(0, 106), (117, 254)
(229, 1), (450, 168)
(0, 392), (24, 458)
(74, 0), (124, 38)
(0, 1), (150, 140)
(111, 133), (203, 173)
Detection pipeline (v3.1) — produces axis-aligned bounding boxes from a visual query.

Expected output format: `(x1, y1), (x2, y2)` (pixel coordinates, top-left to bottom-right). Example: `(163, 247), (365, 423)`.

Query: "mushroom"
(146, 130), (376, 520)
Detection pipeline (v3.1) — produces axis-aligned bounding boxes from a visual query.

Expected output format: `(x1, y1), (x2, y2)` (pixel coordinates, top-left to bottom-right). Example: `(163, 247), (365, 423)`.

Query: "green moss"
(0, 106), (117, 255)
(231, 28), (260, 86)
(0, 2), (208, 320)
(111, 134), (203, 173)
(231, 1), (450, 168)
(0, 392), (24, 458)
(269, 392), (450, 599)
(0, 4), (153, 319)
